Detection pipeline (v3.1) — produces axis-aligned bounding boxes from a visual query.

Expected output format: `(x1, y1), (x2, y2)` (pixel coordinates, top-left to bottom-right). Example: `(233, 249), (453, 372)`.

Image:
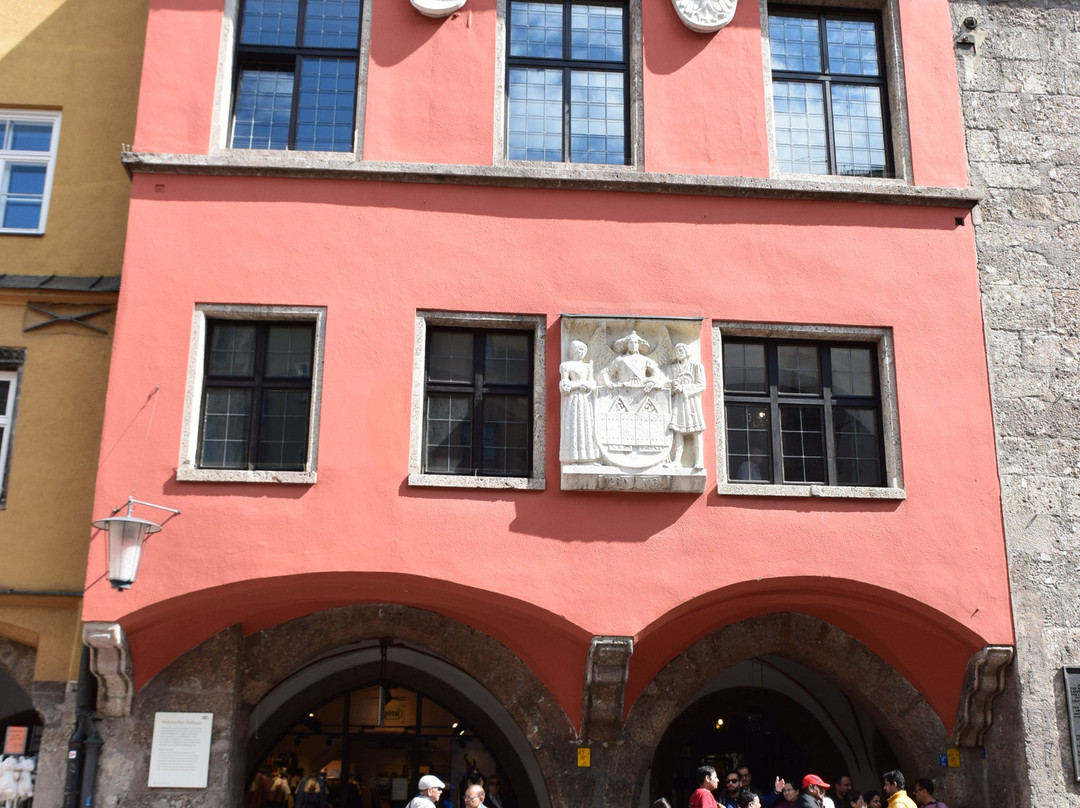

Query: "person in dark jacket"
(793, 774), (830, 808)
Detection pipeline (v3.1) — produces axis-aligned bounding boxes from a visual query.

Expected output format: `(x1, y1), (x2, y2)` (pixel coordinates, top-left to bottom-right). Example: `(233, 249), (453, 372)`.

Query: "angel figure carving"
(559, 340), (601, 464)
(671, 0), (738, 32)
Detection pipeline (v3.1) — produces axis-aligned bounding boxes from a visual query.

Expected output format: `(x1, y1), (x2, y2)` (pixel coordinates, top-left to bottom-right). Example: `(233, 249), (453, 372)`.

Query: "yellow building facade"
(0, 1), (148, 805)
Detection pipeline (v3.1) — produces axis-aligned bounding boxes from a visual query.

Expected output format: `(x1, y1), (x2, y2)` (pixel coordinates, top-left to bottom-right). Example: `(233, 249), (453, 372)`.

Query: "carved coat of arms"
(560, 318), (708, 492)
(671, 0), (738, 32)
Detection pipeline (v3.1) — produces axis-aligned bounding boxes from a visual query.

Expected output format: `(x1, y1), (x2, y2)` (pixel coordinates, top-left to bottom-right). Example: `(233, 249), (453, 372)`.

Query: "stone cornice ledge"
(123, 152), (981, 209)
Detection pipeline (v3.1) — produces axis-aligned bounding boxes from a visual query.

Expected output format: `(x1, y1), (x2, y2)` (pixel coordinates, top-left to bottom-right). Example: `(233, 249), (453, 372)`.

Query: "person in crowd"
(758, 776), (788, 808)
(737, 765), (759, 798)
(862, 792), (882, 808)
(463, 785), (486, 808)
(793, 775), (829, 808)
(831, 776), (853, 808)
(881, 771), (916, 808)
(737, 793), (761, 808)
(719, 770), (743, 808)
(774, 782), (799, 808)
(406, 775), (446, 808)
(486, 776), (513, 808)
(690, 766), (720, 808)
(910, 778), (946, 808)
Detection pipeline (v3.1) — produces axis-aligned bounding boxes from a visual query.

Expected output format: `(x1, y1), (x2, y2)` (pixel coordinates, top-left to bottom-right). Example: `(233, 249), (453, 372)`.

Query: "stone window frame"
(209, 0), (374, 156)
(759, 0), (913, 184)
(494, 0), (645, 171)
(0, 110), (62, 235)
(0, 348), (26, 509)
(409, 310), (546, 490)
(712, 321), (905, 499)
(178, 304), (327, 484)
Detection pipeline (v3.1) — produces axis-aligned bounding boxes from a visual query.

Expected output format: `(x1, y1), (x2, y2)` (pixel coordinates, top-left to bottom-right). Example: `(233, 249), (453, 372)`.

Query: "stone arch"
(0, 634), (37, 698)
(0, 635), (39, 726)
(239, 604), (578, 808)
(606, 612), (970, 807)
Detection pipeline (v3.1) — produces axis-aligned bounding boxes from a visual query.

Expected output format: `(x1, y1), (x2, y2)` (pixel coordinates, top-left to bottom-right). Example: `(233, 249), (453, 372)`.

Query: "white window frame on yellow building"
(0, 110), (62, 235)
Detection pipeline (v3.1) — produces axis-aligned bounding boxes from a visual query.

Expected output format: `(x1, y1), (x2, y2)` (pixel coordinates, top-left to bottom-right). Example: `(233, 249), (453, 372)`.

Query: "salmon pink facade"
(83, 1), (1019, 807)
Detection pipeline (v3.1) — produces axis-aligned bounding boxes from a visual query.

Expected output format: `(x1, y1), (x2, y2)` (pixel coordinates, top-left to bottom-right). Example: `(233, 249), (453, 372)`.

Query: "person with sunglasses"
(719, 770), (744, 808)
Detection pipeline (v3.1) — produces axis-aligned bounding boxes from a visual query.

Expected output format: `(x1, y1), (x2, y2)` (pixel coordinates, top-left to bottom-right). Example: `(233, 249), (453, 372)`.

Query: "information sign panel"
(1066, 667), (1080, 782)
(3, 727), (27, 755)
(147, 712), (213, 788)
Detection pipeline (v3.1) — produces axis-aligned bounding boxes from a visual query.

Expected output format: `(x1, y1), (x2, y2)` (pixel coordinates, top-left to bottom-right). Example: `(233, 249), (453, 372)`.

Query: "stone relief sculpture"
(559, 340), (601, 464)
(560, 318), (707, 493)
(666, 343), (706, 469)
(410, 0), (466, 18)
(671, 0), (738, 33)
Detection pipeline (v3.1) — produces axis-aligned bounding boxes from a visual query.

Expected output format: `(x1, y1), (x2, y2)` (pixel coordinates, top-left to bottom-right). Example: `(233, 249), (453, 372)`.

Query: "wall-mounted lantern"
(91, 497), (181, 590)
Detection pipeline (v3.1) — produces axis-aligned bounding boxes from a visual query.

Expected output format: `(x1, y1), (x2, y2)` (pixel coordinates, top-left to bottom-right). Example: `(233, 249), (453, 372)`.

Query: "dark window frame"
(722, 338), (885, 487)
(197, 319), (315, 472)
(768, 5), (894, 178)
(422, 325), (534, 478)
(230, 0), (360, 151)
(505, 0), (631, 165)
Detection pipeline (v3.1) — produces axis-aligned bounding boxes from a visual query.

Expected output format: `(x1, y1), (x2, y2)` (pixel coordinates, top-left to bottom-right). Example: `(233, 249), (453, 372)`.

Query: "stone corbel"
(954, 645), (1013, 746)
(581, 636), (633, 742)
(671, 0), (738, 33)
(83, 622), (134, 717)
(410, 0), (466, 18)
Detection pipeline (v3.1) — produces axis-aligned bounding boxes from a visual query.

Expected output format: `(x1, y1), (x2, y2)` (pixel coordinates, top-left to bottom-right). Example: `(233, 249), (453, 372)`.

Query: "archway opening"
(0, 666), (42, 757)
(649, 655), (899, 806)
(248, 641), (547, 808)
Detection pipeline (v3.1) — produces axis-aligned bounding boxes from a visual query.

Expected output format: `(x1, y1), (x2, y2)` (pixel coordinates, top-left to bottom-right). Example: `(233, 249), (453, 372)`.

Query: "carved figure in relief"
(559, 340), (601, 464)
(671, 0), (738, 33)
(666, 342), (706, 469)
(590, 325), (676, 470)
(598, 331), (668, 391)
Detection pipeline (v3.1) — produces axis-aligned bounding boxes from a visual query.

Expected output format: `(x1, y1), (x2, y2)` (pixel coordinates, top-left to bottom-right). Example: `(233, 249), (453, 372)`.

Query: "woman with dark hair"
(862, 791), (883, 808)
(773, 782), (798, 808)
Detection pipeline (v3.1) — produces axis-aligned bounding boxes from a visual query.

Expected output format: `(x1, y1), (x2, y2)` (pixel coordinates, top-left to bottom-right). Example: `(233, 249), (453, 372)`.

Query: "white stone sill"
(122, 152), (980, 209)
(176, 467), (316, 484)
(716, 483), (907, 500)
(408, 472), (545, 491)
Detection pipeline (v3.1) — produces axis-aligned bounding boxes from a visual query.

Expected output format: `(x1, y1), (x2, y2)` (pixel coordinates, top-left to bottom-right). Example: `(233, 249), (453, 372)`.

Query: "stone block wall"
(952, 1), (1080, 803)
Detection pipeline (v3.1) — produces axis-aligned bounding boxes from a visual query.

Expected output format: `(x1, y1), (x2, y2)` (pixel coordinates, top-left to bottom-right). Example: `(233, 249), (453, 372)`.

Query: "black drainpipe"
(63, 646), (102, 808)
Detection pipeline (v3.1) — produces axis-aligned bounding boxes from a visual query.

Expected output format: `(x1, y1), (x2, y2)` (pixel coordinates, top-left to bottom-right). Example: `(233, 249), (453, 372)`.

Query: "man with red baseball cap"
(793, 775), (830, 808)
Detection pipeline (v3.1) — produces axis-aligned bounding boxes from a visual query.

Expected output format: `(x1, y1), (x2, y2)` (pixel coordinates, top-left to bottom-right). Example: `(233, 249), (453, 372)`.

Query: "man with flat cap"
(794, 775), (830, 808)
(407, 775), (446, 808)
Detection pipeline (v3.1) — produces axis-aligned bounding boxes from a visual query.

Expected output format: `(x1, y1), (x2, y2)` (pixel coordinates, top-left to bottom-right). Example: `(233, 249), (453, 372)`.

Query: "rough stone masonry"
(951, 1), (1080, 804)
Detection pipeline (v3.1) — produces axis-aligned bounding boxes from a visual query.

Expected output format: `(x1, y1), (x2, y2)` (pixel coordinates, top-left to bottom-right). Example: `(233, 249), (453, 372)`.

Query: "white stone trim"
(409, 310), (546, 490)
(759, 0), (913, 184)
(712, 321), (905, 498)
(177, 304), (327, 484)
